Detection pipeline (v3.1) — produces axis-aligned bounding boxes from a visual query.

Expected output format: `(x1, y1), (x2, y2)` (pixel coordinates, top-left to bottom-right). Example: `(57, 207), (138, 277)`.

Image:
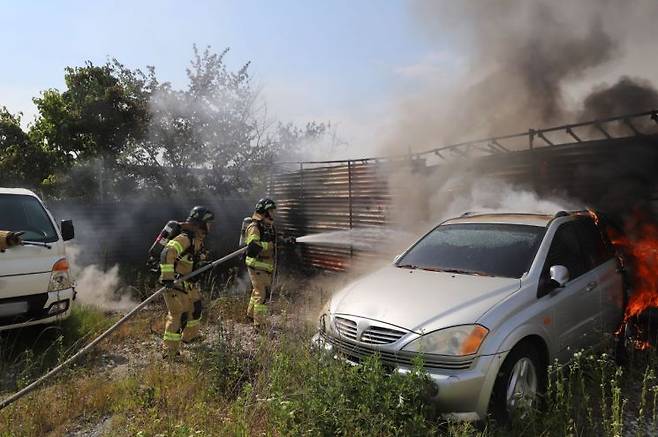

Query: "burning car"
(313, 211), (625, 421)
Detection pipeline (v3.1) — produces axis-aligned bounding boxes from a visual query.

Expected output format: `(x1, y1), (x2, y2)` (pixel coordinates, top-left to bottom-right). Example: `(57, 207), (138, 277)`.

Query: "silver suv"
(313, 211), (625, 421)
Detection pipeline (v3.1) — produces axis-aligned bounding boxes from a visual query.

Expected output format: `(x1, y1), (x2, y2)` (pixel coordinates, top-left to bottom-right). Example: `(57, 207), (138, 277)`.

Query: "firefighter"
(159, 206), (214, 357)
(245, 198), (277, 329)
(0, 231), (23, 252)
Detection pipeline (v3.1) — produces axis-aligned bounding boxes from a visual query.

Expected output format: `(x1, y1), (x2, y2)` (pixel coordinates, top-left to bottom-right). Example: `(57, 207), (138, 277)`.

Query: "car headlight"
(402, 324), (489, 356)
(48, 258), (73, 292)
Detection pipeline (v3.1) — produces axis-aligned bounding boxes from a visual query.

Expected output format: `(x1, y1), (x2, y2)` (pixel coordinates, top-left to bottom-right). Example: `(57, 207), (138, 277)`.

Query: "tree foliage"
(0, 46), (335, 200)
(0, 108), (51, 187)
(140, 46), (260, 196)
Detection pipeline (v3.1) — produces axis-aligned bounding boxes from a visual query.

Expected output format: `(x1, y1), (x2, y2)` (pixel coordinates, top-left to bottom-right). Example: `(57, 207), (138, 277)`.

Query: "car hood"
(331, 265), (521, 333)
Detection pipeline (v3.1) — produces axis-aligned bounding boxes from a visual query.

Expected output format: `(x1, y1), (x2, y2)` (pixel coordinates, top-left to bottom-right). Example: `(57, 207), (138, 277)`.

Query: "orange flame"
(608, 209), (658, 321)
(588, 208), (657, 351)
(632, 339), (653, 351)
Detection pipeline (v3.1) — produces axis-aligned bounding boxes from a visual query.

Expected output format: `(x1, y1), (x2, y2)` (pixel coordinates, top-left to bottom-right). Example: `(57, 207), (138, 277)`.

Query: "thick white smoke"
(66, 245), (138, 312)
(437, 178), (578, 221)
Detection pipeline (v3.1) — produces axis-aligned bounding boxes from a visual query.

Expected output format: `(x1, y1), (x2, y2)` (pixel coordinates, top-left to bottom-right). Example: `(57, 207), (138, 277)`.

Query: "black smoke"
(388, 1), (658, 152)
(581, 76), (658, 121)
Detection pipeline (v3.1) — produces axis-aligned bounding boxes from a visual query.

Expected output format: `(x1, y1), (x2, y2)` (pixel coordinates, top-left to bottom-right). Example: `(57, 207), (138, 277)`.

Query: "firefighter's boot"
(162, 289), (189, 356)
(182, 282), (203, 343)
(247, 267), (272, 330)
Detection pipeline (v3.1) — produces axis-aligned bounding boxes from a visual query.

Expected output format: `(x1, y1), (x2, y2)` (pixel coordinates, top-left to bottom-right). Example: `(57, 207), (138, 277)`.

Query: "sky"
(0, 0), (460, 155)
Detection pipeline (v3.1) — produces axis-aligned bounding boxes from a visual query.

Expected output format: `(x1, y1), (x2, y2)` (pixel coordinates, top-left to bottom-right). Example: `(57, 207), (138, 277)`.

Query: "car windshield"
(0, 194), (58, 243)
(396, 223), (545, 278)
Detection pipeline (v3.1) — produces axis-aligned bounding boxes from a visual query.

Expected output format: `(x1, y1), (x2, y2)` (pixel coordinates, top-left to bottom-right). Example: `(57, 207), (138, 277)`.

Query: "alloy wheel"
(505, 357), (538, 414)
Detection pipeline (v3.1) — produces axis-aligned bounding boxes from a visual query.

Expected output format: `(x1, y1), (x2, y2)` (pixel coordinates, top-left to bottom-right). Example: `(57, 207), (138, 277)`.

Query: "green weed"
(1, 297), (658, 436)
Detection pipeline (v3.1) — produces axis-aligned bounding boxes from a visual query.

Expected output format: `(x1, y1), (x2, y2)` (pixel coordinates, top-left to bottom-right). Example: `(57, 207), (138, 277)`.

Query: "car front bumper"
(0, 287), (76, 331)
(312, 332), (508, 421)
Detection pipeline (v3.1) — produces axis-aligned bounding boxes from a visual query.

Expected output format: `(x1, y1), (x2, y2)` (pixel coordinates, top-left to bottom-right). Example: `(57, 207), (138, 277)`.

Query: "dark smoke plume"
(581, 76), (658, 121)
(386, 1), (658, 153)
(382, 1), (658, 229)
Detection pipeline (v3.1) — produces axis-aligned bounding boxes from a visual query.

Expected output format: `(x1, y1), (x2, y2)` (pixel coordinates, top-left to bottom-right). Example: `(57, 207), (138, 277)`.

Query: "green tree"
(0, 108), (51, 188)
(30, 60), (154, 198)
(139, 45), (340, 197)
(138, 45), (260, 196)
(21, 47), (339, 199)
(266, 121), (339, 162)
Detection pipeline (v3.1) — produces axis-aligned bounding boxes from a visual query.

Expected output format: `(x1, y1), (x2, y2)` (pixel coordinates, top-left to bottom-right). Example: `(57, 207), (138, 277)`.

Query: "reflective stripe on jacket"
(245, 217), (275, 273)
(159, 230), (205, 281)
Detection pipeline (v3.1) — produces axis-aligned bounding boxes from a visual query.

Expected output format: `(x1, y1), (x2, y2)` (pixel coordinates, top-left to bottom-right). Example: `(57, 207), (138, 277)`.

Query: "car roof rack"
(553, 210), (597, 219)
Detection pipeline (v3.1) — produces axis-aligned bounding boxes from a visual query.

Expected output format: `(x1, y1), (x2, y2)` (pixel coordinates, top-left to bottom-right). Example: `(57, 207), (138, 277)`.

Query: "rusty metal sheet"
(272, 131), (658, 272)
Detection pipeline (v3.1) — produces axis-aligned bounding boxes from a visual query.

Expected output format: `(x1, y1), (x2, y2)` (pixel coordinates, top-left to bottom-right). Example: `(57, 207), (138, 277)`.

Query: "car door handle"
(586, 281), (598, 292)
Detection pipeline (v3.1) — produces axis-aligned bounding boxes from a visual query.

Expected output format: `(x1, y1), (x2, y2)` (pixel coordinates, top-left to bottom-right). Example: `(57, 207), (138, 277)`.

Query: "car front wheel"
(490, 342), (546, 422)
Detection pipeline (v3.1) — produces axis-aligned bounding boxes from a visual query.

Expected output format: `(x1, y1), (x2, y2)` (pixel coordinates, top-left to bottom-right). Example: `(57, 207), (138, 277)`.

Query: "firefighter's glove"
(6, 231), (24, 247)
(281, 235), (297, 245)
(161, 279), (176, 289)
(246, 241), (263, 258)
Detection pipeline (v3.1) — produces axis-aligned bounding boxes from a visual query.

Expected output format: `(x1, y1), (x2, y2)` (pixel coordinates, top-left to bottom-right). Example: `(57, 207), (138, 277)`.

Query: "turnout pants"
(246, 267), (272, 328)
(163, 281), (203, 353)
(183, 282), (203, 342)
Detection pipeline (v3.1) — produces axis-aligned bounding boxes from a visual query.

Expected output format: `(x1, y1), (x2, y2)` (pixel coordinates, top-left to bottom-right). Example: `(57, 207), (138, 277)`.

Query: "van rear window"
(0, 194), (58, 243)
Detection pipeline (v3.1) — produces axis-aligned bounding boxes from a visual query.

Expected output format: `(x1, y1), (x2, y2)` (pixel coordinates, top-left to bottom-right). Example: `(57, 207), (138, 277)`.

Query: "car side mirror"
(549, 265), (569, 287)
(538, 265), (569, 298)
(61, 220), (75, 241)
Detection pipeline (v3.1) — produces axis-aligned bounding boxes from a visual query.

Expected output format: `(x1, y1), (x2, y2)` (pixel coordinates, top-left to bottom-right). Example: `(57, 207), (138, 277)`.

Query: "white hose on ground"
(0, 246), (247, 411)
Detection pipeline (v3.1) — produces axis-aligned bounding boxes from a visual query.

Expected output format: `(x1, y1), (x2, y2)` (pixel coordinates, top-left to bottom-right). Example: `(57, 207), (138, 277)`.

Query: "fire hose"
(0, 246), (247, 411)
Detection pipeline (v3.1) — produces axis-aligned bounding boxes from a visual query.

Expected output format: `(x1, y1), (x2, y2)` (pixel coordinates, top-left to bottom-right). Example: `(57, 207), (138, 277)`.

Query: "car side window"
(574, 218), (612, 270)
(543, 222), (586, 280)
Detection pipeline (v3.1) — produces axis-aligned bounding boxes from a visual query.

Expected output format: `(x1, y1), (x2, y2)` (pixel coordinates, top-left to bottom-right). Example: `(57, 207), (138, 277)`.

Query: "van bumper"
(0, 288), (75, 331)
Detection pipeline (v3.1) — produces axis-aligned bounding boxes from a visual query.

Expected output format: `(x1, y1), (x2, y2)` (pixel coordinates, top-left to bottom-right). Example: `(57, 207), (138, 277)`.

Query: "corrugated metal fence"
(271, 110), (658, 272)
(270, 162), (391, 271)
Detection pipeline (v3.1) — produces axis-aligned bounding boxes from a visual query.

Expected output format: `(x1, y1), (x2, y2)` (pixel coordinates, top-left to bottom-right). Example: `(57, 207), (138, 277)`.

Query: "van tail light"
(48, 258), (72, 292)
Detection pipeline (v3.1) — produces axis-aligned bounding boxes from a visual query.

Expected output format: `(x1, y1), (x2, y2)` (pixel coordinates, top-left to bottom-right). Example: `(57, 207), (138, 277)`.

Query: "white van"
(0, 188), (76, 331)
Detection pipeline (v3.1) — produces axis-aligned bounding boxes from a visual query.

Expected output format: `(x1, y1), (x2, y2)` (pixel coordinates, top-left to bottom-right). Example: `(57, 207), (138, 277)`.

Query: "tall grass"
(0, 305), (115, 393)
(1, 298), (657, 436)
(267, 331), (439, 436)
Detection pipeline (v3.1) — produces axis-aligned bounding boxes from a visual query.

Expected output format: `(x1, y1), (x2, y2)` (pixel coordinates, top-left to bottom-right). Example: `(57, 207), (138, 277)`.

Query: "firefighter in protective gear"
(245, 198), (277, 328)
(0, 231), (23, 252)
(159, 206), (214, 356)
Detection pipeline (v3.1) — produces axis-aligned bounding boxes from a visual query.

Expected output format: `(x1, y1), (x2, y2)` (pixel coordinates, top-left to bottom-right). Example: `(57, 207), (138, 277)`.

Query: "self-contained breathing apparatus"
(148, 207), (214, 271)
(239, 217), (253, 248)
(147, 220), (182, 270)
(238, 216), (295, 251)
(147, 219), (210, 282)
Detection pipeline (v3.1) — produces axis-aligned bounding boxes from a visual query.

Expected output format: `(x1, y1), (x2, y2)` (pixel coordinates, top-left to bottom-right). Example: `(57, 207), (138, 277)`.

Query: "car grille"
(334, 317), (406, 345)
(361, 325), (406, 345)
(335, 317), (358, 340)
(326, 334), (474, 370)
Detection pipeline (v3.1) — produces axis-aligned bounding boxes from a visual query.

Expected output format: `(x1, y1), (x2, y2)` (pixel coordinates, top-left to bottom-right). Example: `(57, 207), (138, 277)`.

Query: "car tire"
(490, 342), (546, 423)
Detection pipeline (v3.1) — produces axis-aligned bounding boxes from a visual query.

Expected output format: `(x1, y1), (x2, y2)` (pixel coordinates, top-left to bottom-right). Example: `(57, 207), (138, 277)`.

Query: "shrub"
(267, 336), (439, 436)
